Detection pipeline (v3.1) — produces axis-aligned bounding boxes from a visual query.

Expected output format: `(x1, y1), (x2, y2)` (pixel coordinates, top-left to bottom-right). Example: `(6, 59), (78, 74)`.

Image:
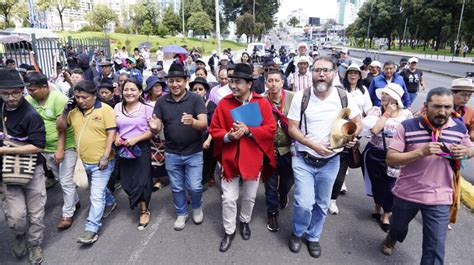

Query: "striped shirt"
(389, 117), (472, 205)
(288, 71), (312, 92)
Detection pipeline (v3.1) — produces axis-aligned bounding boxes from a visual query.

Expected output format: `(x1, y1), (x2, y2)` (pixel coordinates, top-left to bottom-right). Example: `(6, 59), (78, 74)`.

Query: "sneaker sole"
(77, 235), (99, 245)
(192, 215), (204, 225)
(266, 225), (279, 232)
(174, 216), (189, 231)
(102, 204), (117, 219)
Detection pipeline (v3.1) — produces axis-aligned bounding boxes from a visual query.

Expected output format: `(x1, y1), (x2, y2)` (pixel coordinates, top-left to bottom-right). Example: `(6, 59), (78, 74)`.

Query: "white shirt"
(156, 50), (164, 61)
(287, 86), (361, 158)
(348, 87), (372, 115)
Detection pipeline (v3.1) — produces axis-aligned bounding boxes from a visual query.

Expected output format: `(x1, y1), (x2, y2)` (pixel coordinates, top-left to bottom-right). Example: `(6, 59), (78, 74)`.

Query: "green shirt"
(26, 90), (75, 152)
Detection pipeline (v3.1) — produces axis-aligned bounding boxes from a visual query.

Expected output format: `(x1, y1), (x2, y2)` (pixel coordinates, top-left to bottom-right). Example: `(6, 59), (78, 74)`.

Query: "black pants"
(364, 143), (396, 212)
(264, 152), (294, 215)
(331, 152), (349, 200)
(202, 142), (217, 185)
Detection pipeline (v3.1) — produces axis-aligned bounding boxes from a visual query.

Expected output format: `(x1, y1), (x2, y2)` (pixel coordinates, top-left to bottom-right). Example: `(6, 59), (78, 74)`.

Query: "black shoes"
(267, 214), (279, 232)
(307, 241), (322, 258)
(239, 221), (251, 240)
(219, 232), (235, 252)
(288, 233), (302, 253)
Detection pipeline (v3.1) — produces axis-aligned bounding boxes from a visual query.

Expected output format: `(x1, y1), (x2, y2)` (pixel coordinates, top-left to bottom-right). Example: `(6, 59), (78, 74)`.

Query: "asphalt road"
(347, 49), (473, 78)
(0, 69), (473, 264)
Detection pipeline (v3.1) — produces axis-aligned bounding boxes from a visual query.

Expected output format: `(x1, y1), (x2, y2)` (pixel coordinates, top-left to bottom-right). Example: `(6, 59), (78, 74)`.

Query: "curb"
(461, 177), (474, 209)
(449, 60), (474, 65)
(417, 67), (464, 78)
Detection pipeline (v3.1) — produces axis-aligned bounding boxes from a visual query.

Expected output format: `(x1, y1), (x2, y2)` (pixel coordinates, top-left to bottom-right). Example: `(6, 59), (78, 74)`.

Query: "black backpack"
(299, 86), (348, 135)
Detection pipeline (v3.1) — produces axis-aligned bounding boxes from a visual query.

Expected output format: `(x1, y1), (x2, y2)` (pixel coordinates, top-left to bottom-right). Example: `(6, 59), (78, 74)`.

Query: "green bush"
(115, 26), (131, 34)
(79, 25), (101, 32)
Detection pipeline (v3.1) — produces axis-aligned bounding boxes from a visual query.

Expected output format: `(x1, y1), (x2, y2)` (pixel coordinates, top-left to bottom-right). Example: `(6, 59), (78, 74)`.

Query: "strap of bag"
(2, 103), (9, 141)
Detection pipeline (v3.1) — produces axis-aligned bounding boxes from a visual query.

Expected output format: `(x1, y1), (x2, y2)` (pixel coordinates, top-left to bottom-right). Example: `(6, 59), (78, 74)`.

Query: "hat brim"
(342, 68), (367, 79)
(189, 81), (210, 91)
(376, 88), (404, 108)
(145, 80), (167, 92)
(99, 63), (114, 67)
(165, 71), (189, 78)
(0, 84), (27, 89)
(228, 73), (255, 81)
(451, 86), (474, 92)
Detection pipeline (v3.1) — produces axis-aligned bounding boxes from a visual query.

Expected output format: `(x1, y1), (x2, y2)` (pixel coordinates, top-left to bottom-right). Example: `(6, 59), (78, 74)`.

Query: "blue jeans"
(165, 152), (203, 216)
(83, 160), (116, 233)
(389, 196), (450, 265)
(409, 92), (418, 105)
(292, 155), (339, 242)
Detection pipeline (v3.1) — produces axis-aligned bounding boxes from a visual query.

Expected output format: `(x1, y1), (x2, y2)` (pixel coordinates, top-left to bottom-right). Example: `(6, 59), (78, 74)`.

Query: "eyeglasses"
(312, 68), (334, 74)
(0, 90), (23, 98)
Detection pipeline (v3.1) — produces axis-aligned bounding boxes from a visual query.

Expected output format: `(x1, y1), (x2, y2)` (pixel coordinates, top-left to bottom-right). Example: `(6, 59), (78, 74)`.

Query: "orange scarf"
(422, 114), (461, 223)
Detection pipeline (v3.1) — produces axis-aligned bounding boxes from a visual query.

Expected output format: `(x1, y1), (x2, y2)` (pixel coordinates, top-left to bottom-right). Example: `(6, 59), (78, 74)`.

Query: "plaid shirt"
(288, 71), (312, 92)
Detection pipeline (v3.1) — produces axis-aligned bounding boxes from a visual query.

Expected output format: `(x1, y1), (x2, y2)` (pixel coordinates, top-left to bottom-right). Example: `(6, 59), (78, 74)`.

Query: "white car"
(248, 43), (265, 57)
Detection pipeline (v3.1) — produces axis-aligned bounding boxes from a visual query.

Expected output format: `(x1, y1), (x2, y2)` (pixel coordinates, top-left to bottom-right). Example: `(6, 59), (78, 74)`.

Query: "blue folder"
(230, 102), (263, 127)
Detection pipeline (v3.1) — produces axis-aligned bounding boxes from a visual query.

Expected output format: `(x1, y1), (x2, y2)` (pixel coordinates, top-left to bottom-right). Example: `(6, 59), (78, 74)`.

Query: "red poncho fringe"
(209, 92), (276, 181)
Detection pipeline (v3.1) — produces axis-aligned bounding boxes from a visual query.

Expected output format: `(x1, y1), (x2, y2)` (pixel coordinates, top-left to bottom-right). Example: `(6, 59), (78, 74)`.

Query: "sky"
(277, 0), (338, 20)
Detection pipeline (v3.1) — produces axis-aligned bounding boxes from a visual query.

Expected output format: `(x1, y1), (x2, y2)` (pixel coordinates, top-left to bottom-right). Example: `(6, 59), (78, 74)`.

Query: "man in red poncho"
(210, 63), (276, 252)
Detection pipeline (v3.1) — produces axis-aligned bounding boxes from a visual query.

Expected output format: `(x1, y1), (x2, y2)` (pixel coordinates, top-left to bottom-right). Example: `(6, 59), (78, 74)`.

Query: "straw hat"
(342, 63), (367, 79)
(329, 108), (357, 152)
(376, 83), (405, 108)
(450, 78), (473, 92)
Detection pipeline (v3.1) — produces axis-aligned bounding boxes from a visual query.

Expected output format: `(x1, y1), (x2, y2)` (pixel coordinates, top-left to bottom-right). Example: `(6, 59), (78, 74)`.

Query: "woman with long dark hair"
(329, 63), (373, 214)
(114, 78), (154, 230)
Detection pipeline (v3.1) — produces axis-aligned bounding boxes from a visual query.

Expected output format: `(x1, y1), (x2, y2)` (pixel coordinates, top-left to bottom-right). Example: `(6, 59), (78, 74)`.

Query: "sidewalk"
(341, 46), (474, 65)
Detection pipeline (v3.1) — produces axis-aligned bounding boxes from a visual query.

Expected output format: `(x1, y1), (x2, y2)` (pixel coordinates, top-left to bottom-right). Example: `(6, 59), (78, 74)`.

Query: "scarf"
(267, 90), (289, 135)
(451, 106), (465, 124)
(422, 114), (462, 223)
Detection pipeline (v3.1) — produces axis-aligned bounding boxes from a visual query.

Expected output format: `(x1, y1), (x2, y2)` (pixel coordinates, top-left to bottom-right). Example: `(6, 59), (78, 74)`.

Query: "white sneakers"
(192, 207), (204, 224)
(329, 200), (339, 215)
(174, 208), (204, 231)
(173, 215), (189, 231)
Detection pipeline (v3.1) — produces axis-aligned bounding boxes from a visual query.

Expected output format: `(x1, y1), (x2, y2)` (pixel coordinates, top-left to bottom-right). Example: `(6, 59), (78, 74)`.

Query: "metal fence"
(0, 34), (110, 78)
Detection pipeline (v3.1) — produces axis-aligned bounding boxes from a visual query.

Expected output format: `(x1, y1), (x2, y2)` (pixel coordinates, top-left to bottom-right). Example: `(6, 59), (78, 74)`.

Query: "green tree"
(162, 6), (181, 35)
(223, 0), (279, 32)
(37, 0), (79, 31)
(129, 1), (160, 34)
(288, 16), (300, 27)
(236, 12), (255, 43)
(187, 11), (213, 37)
(142, 20), (153, 36)
(0, 0), (27, 29)
(200, 0), (228, 35)
(156, 23), (170, 37)
(85, 4), (118, 33)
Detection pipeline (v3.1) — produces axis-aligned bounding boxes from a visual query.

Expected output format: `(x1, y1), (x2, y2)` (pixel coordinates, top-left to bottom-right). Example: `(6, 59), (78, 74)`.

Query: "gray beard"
(313, 79), (333, 92)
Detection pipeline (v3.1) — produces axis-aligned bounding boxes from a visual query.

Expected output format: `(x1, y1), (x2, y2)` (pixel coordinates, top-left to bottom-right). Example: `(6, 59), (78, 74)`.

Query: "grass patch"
(56, 32), (246, 55)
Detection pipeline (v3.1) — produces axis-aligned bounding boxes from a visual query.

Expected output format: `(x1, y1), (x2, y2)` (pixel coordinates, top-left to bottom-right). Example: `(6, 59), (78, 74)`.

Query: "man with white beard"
(286, 56), (363, 258)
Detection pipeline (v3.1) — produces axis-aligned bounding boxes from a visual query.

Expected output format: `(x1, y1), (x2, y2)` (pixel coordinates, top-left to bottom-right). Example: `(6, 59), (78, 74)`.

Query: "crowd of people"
(0, 42), (473, 265)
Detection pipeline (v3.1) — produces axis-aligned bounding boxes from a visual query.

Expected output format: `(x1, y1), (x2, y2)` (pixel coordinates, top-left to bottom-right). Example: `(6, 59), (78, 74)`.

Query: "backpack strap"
(299, 88), (311, 135)
(335, 85), (348, 109)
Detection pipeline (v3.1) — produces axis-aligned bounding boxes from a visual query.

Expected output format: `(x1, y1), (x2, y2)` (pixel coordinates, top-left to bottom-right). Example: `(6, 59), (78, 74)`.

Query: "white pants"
(221, 176), (260, 234)
(44, 149), (79, 218)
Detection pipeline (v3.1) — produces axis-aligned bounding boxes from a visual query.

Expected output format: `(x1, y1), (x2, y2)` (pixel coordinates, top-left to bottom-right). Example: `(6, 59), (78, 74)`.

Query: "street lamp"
(182, 0), (185, 36)
(215, 0), (220, 55)
(453, 0), (466, 59)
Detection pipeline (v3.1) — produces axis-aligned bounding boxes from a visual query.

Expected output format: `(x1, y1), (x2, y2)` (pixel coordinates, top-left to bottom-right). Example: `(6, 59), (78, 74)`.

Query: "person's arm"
(148, 114), (163, 134)
(0, 144), (42, 155)
(399, 80), (411, 107)
(55, 127), (66, 164)
(124, 131), (153, 146)
(288, 119), (334, 156)
(182, 113), (207, 131)
(368, 79), (378, 106)
(386, 142), (443, 166)
(99, 129), (116, 170)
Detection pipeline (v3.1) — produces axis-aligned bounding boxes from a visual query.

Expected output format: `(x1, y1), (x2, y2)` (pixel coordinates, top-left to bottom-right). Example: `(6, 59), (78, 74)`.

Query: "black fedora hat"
(228, 63), (255, 81)
(99, 58), (114, 67)
(189, 77), (210, 91)
(165, 63), (189, 78)
(97, 77), (115, 91)
(0, 69), (28, 89)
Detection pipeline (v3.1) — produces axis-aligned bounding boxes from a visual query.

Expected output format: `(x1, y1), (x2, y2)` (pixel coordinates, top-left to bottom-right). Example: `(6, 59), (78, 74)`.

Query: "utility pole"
(453, 0), (465, 59)
(215, 0), (220, 56)
(400, 17), (408, 51)
(365, 1), (373, 57)
(253, 0), (256, 17)
(182, 0), (185, 36)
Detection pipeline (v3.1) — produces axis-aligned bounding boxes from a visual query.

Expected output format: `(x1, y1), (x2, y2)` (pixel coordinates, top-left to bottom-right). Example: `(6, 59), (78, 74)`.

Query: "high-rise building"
(336, 0), (366, 27)
(158, 0), (181, 14)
